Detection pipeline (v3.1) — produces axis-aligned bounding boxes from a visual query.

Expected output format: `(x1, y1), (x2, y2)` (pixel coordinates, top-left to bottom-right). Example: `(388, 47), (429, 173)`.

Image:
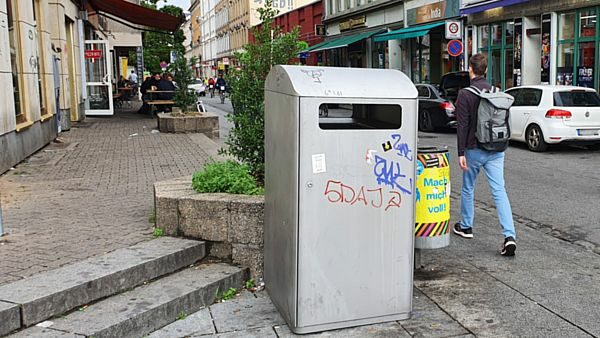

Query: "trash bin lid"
(265, 65), (418, 99)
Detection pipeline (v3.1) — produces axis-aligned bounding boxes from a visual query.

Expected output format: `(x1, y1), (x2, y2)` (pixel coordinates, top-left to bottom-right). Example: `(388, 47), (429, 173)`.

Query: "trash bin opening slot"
(318, 103), (402, 130)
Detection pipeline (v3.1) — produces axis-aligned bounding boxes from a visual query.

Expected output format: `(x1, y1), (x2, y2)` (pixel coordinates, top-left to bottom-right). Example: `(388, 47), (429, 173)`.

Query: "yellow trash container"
(414, 147), (450, 249)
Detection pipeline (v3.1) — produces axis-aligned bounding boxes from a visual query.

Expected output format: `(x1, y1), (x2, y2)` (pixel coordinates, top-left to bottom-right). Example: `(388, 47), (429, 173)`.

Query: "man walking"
(453, 53), (517, 256)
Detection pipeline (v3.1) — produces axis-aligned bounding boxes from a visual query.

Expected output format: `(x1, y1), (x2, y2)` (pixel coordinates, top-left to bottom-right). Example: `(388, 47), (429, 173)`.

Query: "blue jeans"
(459, 148), (516, 239)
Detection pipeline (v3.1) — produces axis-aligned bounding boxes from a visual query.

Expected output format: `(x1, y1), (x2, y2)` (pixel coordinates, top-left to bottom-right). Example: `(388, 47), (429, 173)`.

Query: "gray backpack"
(465, 86), (514, 152)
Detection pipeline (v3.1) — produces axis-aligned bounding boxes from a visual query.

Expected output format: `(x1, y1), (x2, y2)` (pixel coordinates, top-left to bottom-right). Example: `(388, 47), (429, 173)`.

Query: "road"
(199, 95), (234, 143)
(420, 130), (600, 251)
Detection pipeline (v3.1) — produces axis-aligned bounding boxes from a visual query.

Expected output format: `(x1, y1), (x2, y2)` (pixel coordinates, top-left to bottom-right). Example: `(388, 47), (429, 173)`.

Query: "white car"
(505, 85), (600, 151)
(188, 79), (207, 96)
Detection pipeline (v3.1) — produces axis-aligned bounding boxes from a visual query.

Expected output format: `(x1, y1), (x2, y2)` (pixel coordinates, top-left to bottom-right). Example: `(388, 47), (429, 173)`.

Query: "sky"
(157, 0), (190, 11)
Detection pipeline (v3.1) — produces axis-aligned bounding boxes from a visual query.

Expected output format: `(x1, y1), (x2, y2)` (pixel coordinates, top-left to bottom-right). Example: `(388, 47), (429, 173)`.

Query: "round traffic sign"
(449, 22), (459, 34)
(447, 39), (463, 57)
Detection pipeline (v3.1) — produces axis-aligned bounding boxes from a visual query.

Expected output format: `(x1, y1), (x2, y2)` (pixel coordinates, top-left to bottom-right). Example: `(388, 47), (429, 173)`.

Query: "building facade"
(215, 0), (231, 74)
(189, 0), (202, 77)
(201, 0), (218, 78)
(463, 0), (600, 92)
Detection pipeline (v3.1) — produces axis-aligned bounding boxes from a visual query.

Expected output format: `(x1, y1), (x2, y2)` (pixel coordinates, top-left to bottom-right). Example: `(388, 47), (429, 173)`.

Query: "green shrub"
(192, 161), (264, 195)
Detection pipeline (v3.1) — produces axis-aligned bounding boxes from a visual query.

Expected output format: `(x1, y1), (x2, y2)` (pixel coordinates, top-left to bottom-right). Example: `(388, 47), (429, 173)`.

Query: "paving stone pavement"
(0, 106), (217, 286)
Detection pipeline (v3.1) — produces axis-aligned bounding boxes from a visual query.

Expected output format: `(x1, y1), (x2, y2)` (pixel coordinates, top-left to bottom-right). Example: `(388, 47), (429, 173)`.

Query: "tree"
(140, 1), (185, 74)
(171, 54), (197, 112)
(223, 0), (307, 184)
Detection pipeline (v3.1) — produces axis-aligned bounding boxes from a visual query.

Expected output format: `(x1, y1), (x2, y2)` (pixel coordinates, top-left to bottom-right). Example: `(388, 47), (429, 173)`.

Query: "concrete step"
(11, 263), (248, 338)
(0, 237), (205, 334)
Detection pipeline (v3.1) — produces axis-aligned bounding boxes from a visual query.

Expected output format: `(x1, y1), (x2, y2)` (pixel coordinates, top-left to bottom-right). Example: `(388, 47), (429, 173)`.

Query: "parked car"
(505, 85), (600, 151)
(415, 72), (470, 132)
(188, 78), (206, 96)
(415, 84), (456, 131)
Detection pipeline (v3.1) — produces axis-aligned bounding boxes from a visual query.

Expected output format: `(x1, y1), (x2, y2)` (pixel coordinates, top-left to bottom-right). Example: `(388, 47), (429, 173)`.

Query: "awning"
(304, 40), (330, 53)
(311, 31), (380, 52)
(460, 0), (529, 15)
(373, 22), (445, 43)
(87, 0), (184, 32)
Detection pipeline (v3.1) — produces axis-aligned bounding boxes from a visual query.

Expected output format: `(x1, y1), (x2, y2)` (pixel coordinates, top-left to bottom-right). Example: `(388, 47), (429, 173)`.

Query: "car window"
(417, 86), (431, 98)
(553, 90), (600, 107)
(506, 89), (522, 105)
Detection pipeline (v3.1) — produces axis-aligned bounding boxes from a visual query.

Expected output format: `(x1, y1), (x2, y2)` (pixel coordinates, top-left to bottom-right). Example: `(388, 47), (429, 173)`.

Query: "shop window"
(490, 49), (502, 88)
(33, 0), (48, 116)
(579, 10), (596, 38)
(505, 21), (514, 46)
(7, 0), (23, 121)
(466, 26), (474, 61)
(577, 42), (595, 88)
(557, 43), (575, 85)
(505, 50), (514, 89)
(559, 12), (576, 40)
(491, 23), (502, 46)
(478, 26), (489, 49)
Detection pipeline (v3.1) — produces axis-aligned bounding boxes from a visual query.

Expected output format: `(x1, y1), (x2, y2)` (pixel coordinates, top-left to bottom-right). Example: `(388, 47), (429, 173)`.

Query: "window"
(579, 9), (596, 38)
(478, 20), (516, 90)
(417, 86), (431, 98)
(319, 104), (402, 130)
(33, 0), (48, 115)
(554, 90), (600, 106)
(508, 89), (542, 106)
(559, 12), (576, 40)
(7, 0), (23, 120)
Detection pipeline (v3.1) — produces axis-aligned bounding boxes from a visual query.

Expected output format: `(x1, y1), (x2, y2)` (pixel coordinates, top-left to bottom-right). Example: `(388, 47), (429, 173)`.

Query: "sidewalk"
(148, 199), (599, 337)
(0, 105), (217, 286)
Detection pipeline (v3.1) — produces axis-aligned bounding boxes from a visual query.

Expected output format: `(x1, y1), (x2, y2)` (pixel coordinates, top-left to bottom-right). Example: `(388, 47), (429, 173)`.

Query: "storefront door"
(84, 40), (114, 116)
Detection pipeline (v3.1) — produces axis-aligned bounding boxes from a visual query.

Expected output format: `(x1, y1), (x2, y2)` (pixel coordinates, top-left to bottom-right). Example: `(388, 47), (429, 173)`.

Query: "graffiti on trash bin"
(323, 180), (402, 211)
(373, 155), (413, 196)
(391, 134), (413, 161)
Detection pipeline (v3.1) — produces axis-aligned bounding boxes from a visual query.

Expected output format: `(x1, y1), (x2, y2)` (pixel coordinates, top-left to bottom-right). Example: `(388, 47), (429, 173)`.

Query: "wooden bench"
(147, 100), (175, 117)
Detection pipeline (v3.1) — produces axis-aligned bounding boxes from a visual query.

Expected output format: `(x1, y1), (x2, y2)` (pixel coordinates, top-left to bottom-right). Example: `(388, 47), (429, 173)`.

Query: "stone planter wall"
(154, 177), (264, 279)
(157, 112), (219, 139)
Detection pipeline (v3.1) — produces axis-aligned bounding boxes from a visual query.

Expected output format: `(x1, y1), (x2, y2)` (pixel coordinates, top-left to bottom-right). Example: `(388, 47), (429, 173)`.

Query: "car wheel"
(526, 125), (548, 152)
(419, 110), (435, 132)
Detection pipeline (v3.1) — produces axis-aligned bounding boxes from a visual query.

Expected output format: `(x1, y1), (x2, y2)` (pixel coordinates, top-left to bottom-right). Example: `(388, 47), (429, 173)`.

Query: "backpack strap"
(464, 86), (481, 96)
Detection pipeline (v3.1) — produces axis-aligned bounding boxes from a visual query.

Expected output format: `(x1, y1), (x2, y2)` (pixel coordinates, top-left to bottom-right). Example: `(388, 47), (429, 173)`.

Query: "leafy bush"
(171, 54), (197, 112)
(192, 161), (264, 195)
(222, 0), (307, 184)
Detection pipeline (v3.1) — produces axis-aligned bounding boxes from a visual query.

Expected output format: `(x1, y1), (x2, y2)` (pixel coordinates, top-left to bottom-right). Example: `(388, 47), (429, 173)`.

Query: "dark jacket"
(456, 76), (491, 156)
(140, 77), (159, 95)
(157, 79), (176, 100)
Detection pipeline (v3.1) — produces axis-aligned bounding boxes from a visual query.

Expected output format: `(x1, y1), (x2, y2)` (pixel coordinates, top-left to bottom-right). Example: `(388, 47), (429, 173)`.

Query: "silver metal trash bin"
(264, 65), (418, 334)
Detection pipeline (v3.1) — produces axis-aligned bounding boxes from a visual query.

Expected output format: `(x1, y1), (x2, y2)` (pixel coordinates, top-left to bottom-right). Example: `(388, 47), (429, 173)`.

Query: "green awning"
(373, 22), (445, 43)
(304, 40), (330, 53)
(311, 30), (379, 52)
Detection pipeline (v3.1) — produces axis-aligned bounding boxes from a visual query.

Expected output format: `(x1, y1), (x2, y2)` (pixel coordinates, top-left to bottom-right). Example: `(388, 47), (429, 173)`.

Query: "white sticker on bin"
(312, 154), (327, 174)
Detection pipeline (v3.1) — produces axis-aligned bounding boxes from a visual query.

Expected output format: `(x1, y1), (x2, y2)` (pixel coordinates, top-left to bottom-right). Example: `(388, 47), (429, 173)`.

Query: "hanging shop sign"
(541, 13), (551, 84)
(445, 20), (462, 39)
(577, 66), (594, 88)
(513, 19), (522, 87)
(315, 24), (326, 37)
(407, 0), (460, 26)
(339, 16), (367, 32)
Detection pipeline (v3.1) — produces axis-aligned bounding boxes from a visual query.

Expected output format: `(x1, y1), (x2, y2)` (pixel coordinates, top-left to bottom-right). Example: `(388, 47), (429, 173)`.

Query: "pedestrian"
(128, 70), (138, 84)
(137, 72), (161, 115)
(157, 73), (176, 112)
(453, 53), (517, 256)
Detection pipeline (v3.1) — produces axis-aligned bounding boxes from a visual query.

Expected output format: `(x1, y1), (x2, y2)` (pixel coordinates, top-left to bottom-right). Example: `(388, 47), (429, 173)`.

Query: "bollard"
(414, 147), (451, 249)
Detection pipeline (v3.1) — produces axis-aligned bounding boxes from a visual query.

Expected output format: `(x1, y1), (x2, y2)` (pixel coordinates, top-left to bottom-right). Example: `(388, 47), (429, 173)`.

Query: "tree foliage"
(224, 0), (307, 183)
(140, 1), (185, 74)
(171, 54), (197, 112)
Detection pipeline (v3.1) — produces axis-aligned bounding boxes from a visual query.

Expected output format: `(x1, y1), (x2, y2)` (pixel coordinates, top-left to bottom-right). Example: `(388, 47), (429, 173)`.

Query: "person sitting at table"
(137, 72), (162, 114)
(117, 76), (128, 89)
(157, 73), (176, 113)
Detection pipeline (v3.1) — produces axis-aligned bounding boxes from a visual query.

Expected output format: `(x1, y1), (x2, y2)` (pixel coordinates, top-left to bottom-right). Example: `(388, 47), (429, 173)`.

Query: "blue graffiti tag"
(391, 134), (413, 161)
(373, 155), (413, 195)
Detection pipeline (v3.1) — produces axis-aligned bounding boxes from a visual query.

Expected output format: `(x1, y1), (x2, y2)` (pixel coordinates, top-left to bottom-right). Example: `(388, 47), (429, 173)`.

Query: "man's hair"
(469, 54), (487, 76)
(131, 70), (135, 73)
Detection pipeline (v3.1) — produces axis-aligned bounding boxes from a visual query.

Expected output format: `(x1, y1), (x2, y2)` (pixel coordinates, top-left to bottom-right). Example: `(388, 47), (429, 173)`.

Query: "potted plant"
(157, 54), (219, 137)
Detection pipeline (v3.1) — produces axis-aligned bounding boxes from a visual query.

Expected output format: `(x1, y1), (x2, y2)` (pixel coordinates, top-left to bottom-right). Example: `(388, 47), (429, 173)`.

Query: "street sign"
(447, 39), (463, 57)
(445, 20), (462, 39)
(315, 24), (326, 37)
